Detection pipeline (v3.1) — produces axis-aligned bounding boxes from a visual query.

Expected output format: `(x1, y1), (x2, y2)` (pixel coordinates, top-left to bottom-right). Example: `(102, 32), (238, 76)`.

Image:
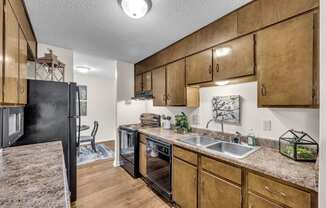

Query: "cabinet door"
(237, 1), (262, 35)
(139, 142), (147, 177)
(261, 0), (318, 27)
(166, 59), (186, 106)
(257, 13), (314, 106)
(213, 35), (255, 81)
(186, 49), (213, 85)
(135, 74), (143, 95)
(142, 71), (152, 91)
(172, 157), (197, 208)
(4, 2), (19, 104)
(248, 193), (283, 208)
(18, 29), (27, 104)
(0, 0), (3, 103)
(152, 67), (166, 106)
(200, 171), (241, 208)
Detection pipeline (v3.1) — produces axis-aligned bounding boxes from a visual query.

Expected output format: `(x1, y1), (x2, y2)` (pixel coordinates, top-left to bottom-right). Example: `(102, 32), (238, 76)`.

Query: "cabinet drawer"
(173, 146), (197, 166)
(201, 156), (242, 185)
(248, 172), (311, 208)
(139, 133), (147, 144)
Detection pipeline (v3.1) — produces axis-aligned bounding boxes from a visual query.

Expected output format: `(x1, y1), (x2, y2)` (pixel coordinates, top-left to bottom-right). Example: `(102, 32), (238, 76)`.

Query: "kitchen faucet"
(205, 114), (224, 133)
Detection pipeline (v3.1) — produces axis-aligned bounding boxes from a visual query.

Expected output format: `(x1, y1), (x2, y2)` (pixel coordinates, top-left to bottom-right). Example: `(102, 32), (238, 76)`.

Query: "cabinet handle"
(216, 64), (220, 72)
(280, 192), (287, 198)
(208, 65), (212, 74)
(261, 84), (267, 96)
(264, 186), (277, 195)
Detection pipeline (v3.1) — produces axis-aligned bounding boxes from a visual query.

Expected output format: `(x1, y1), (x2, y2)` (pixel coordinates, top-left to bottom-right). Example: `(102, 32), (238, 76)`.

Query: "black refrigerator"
(15, 80), (80, 202)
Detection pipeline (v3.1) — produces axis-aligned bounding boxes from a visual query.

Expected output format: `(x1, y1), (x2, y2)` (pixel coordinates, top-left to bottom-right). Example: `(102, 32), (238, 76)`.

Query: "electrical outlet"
(263, 120), (272, 131)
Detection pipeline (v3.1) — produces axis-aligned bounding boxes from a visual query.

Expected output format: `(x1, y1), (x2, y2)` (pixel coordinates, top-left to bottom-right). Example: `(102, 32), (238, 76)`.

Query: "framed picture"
(212, 95), (240, 124)
(80, 101), (87, 116)
(78, 85), (87, 100)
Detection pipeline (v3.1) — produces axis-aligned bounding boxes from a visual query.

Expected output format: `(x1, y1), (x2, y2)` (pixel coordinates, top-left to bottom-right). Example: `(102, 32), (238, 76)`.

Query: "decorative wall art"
(212, 95), (240, 124)
(78, 85), (88, 116)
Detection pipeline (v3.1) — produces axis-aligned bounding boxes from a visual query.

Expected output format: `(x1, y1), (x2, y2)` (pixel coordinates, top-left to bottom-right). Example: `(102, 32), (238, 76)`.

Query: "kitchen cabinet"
(0, 0), (3, 103)
(4, 2), (19, 104)
(237, 1), (262, 35)
(18, 28), (27, 104)
(142, 71), (152, 92)
(139, 140), (147, 177)
(186, 49), (213, 85)
(172, 154), (197, 208)
(248, 193), (283, 208)
(261, 0), (318, 28)
(248, 172), (311, 208)
(257, 13), (315, 107)
(135, 74), (143, 95)
(152, 66), (166, 106)
(213, 34), (255, 81)
(200, 170), (241, 208)
(166, 59), (186, 106)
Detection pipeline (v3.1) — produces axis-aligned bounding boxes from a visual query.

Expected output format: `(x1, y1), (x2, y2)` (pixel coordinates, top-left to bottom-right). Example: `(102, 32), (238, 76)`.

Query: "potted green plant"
(174, 112), (192, 134)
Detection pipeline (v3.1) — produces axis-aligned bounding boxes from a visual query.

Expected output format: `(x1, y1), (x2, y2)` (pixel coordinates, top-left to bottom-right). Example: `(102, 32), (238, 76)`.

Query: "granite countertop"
(138, 127), (318, 192)
(0, 141), (70, 208)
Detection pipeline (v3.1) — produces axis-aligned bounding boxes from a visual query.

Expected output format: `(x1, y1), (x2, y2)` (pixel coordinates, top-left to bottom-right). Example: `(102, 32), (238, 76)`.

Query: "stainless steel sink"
(206, 142), (258, 158)
(180, 136), (218, 147)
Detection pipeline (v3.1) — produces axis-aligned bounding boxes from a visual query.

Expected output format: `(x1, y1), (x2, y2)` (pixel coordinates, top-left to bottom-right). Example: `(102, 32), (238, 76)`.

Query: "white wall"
(319, 0), (325, 206)
(146, 82), (319, 140)
(74, 52), (117, 142)
(38, 43), (74, 82)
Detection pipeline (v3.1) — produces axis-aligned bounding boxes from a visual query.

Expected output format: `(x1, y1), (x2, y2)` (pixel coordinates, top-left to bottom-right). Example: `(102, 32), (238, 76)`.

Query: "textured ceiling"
(24, 0), (251, 63)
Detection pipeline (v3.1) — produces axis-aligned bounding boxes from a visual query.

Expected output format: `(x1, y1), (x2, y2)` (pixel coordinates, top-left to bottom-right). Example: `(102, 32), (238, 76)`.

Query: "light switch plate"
(263, 120), (272, 131)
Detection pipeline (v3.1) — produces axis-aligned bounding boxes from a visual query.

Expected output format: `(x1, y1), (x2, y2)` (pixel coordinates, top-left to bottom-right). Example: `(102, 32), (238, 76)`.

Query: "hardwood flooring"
(72, 141), (170, 208)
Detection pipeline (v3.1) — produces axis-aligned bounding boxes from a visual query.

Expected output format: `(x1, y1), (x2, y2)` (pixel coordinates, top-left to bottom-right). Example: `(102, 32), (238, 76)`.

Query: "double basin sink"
(179, 136), (259, 159)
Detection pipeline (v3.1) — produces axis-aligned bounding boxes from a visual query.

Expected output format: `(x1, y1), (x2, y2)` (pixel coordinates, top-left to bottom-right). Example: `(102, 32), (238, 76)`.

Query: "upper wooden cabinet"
(261, 0), (318, 28)
(4, 2), (19, 104)
(8, 0), (37, 58)
(172, 157), (197, 208)
(166, 59), (186, 106)
(237, 1), (262, 35)
(135, 74), (143, 95)
(213, 34), (255, 81)
(0, 1), (3, 103)
(186, 49), (213, 85)
(18, 29), (28, 104)
(152, 67), (166, 106)
(142, 71), (152, 91)
(257, 13), (315, 107)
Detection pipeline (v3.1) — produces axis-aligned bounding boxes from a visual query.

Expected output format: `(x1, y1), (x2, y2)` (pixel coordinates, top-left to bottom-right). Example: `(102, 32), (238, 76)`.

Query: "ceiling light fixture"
(118, 0), (152, 19)
(75, 66), (92, 74)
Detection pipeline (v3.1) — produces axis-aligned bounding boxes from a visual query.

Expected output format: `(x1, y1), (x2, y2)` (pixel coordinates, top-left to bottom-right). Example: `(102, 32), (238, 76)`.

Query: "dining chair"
(79, 121), (99, 152)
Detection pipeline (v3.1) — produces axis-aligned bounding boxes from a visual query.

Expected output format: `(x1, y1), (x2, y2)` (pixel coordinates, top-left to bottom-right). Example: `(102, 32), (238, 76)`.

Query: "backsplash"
(145, 82), (319, 141)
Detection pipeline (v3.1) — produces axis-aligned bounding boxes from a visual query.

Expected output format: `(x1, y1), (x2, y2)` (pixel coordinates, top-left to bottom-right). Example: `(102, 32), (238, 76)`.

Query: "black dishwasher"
(147, 137), (172, 201)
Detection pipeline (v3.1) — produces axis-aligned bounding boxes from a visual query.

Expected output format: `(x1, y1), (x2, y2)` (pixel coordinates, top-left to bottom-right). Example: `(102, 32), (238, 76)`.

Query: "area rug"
(77, 144), (114, 166)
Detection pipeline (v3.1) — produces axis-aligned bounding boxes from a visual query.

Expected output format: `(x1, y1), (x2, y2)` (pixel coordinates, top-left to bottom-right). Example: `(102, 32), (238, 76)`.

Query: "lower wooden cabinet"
(248, 192), (283, 208)
(139, 141), (147, 177)
(172, 157), (197, 208)
(200, 170), (241, 208)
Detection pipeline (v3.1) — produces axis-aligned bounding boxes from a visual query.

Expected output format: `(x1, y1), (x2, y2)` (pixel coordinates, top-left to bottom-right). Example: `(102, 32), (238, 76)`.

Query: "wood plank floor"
(72, 141), (170, 208)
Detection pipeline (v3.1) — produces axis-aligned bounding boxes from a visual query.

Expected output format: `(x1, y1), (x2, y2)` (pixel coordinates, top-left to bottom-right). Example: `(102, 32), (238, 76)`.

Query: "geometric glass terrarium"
(279, 129), (318, 162)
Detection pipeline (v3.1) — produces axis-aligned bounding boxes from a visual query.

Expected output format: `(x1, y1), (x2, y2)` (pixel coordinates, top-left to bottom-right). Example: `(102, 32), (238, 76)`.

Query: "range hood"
(131, 90), (154, 100)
